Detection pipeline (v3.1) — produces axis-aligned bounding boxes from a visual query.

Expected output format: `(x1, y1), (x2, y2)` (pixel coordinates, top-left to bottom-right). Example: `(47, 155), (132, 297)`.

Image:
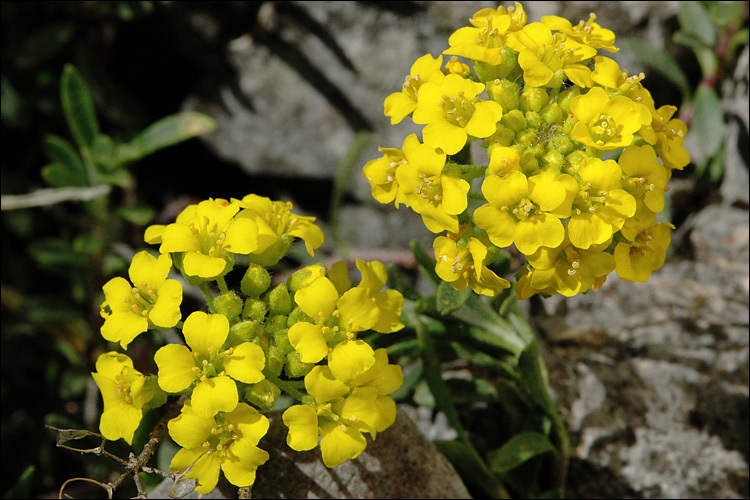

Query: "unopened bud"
(285, 351), (314, 378)
(241, 263), (271, 298)
(519, 87), (549, 113)
(444, 56), (472, 78)
(245, 379), (281, 411)
(242, 298), (267, 321)
(287, 264), (326, 292)
(267, 283), (292, 315)
(229, 319), (263, 343)
(541, 102), (563, 125)
(486, 79), (519, 113)
(213, 291), (243, 323)
(524, 111), (543, 129)
(502, 109), (527, 133)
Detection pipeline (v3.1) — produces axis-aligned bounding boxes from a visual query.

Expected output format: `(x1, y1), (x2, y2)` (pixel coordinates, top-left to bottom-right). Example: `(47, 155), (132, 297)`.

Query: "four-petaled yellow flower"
(413, 74), (503, 155)
(155, 311), (265, 418)
(92, 352), (159, 444)
(169, 401), (269, 493)
(434, 236), (510, 296)
(288, 277), (379, 382)
(570, 86), (650, 151)
(541, 13), (619, 53)
(384, 54), (444, 125)
(614, 211), (673, 283)
(156, 199), (260, 279)
(100, 251), (182, 349)
(354, 259), (405, 333)
(363, 134), (420, 206)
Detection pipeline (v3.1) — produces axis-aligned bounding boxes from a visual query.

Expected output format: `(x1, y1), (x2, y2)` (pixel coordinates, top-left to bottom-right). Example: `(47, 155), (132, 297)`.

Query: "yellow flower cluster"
(364, 2), (689, 298)
(93, 194), (405, 493)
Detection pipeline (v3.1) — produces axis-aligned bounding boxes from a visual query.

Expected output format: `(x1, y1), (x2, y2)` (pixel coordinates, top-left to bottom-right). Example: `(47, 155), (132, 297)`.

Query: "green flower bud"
(519, 87), (549, 113)
(515, 129), (537, 148)
(287, 263), (326, 292)
(542, 149), (565, 170)
(242, 298), (267, 322)
(265, 344), (285, 378)
(483, 123), (516, 148)
(287, 307), (311, 326)
(245, 379), (281, 411)
(487, 79), (519, 113)
(502, 109), (527, 133)
(557, 86), (581, 114)
(524, 111), (544, 129)
(241, 263), (271, 298)
(541, 102), (563, 125)
(284, 351), (313, 378)
(273, 329), (293, 356)
(228, 319), (263, 344)
(213, 291), (243, 323)
(520, 149), (539, 172)
(566, 150), (588, 170)
(265, 314), (289, 335)
(551, 134), (574, 155)
(267, 283), (292, 315)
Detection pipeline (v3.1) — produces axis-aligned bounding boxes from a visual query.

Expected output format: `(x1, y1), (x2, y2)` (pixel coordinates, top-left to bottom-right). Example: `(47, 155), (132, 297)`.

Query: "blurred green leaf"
(678, 2), (716, 46)
(118, 204), (155, 225)
(1, 76), (23, 127)
(44, 135), (86, 178)
(705, 1), (745, 27)
(436, 280), (471, 314)
(488, 432), (556, 474)
(97, 167), (133, 188)
(728, 28), (750, 62)
(449, 295), (526, 355)
(91, 134), (122, 172)
(28, 238), (88, 269)
(125, 112), (217, 161)
(673, 31), (720, 77)
(692, 85), (724, 159)
(15, 22), (75, 70)
(413, 379), (436, 407)
(410, 240), (440, 285)
(619, 38), (691, 101)
(60, 64), (100, 149)
(41, 162), (87, 187)
(1, 465), (35, 500)
(518, 339), (556, 417)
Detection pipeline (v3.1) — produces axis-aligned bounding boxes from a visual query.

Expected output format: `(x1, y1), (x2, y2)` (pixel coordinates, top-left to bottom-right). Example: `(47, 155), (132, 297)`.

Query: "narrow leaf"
(436, 280), (471, 314)
(677, 2), (716, 46)
(41, 163), (87, 188)
(434, 440), (507, 499)
(127, 112), (217, 160)
(44, 135), (86, 177)
(518, 339), (556, 417)
(691, 85), (724, 159)
(488, 432), (557, 473)
(60, 64), (100, 149)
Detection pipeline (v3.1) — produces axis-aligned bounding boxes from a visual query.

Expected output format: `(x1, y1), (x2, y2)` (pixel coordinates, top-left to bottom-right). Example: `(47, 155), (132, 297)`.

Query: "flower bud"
(241, 263), (271, 298)
(541, 102), (563, 125)
(228, 319), (263, 344)
(502, 109), (527, 133)
(542, 149), (565, 169)
(566, 150), (588, 170)
(284, 351), (313, 378)
(524, 111), (544, 129)
(213, 291), (243, 323)
(557, 86), (581, 114)
(267, 283), (292, 315)
(487, 79), (519, 113)
(520, 149), (539, 172)
(265, 314), (289, 335)
(444, 56), (472, 78)
(265, 344), (285, 378)
(519, 87), (549, 113)
(483, 123), (515, 148)
(287, 264), (326, 292)
(245, 379), (281, 411)
(273, 329), (293, 355)
(242, 298), (267, 322)
(551, 134), (574, 155)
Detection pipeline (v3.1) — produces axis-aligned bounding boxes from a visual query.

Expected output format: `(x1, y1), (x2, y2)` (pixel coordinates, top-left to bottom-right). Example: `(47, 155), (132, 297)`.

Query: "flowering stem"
(266, 374), (307, 402)
(199, 283), (216, 312)
(216, 275), (230, 295)
(460, 164), (489, 180)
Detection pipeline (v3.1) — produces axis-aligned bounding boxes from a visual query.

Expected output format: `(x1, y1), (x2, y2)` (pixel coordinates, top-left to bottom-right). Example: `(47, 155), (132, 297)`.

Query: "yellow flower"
(507, 22), (596, 88)
(384, 54), (444, 125)
(92, 352), (159, 444)
(567, 157), (636, 249)
(614, 210), (673, 283)
(234, 194), (324, 267)
(282, 365), (384, 468)
(348, 348), (404, 437)
(394, 141), (470, 233)
(155, 311), (265, 418)
(288, 277), (379, 382)
(443, 4), (526, 65)
(644, 106), (690, 170)
(158, 199), (260, 279)
(619, 145), (668, 213)
(541, 13), (619, 53)
(168, 401), (269, 493)
(434, 236), (510, 296)
(412, 74), (503, 155)
(523, 238), (615, 297)
(100, 251), (182, 349)
(473, 170), (568, 255)
(354, 259), (404, 333)
(570, 86), (650, 151)
(591, 56), (627, 88)
(363, 134), (420, 206)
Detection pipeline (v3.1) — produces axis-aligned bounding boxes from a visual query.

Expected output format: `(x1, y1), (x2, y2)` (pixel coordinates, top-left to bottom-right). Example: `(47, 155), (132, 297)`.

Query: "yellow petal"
(305, 366), (350, 402)
(319, 420), (367, 468)
(183, 311), (229, 355)
(282, 405), (319, 451)
(223, 342), (265, 384)
(294, 277), (338, 320)
(328, 339), (375, 383)
(191, 374), (239, 418)
(155, 344), (196, 393)
(99, 404), (142, 444)
(288, 322), (328, 363)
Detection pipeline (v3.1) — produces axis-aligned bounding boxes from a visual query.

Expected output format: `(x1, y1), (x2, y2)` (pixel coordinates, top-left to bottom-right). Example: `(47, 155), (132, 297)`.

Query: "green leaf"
(433, 440), (506, 499)
(692, 85), (724, 159)
(410, 240), (440, 285)
(28, 238), (88, 269)
(488, 432), (557, 473)
(1, 466), (34, 500)
(97, 167), (133, 188)
(619, 38), (691, 101)
(60, 65), (100, 149)
(449, 294), (526, 355)
(91, 134), (122, 172)
(44, 135), (86, 178)
(706, 1), (746, 26)
(436, 280), (471, 314)
(40, 162), (87, 187)
(518, 339), (556, 417)
(1, 76), (23, 127)
(15, 23), (75, 70)
(126, 112), (217, 160)
(118, 204), (155, 226)
(677, 2), (716, 46)
(672, 31), (719, 77)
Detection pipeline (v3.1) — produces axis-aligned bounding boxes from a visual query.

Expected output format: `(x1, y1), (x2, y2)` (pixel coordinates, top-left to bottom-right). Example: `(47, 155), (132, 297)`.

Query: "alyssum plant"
(52, 2), (687, 498)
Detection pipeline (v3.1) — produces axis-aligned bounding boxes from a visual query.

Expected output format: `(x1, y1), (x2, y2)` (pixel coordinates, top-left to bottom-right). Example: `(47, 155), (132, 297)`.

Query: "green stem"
(267, 374), (307, 403)
(200, 283), (216, 312)
(216, 275), (230, 295)
(460, 164), (488, 181)
(416, 318), (511, 499)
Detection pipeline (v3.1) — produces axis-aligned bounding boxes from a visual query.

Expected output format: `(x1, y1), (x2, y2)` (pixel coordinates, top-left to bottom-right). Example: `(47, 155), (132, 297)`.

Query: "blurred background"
(1, 2), (748, 498)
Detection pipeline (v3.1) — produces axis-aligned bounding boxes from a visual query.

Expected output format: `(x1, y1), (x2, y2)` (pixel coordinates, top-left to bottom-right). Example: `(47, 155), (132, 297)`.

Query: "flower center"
(589, 113), (619, 146)
(440, 91), (475, 127)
